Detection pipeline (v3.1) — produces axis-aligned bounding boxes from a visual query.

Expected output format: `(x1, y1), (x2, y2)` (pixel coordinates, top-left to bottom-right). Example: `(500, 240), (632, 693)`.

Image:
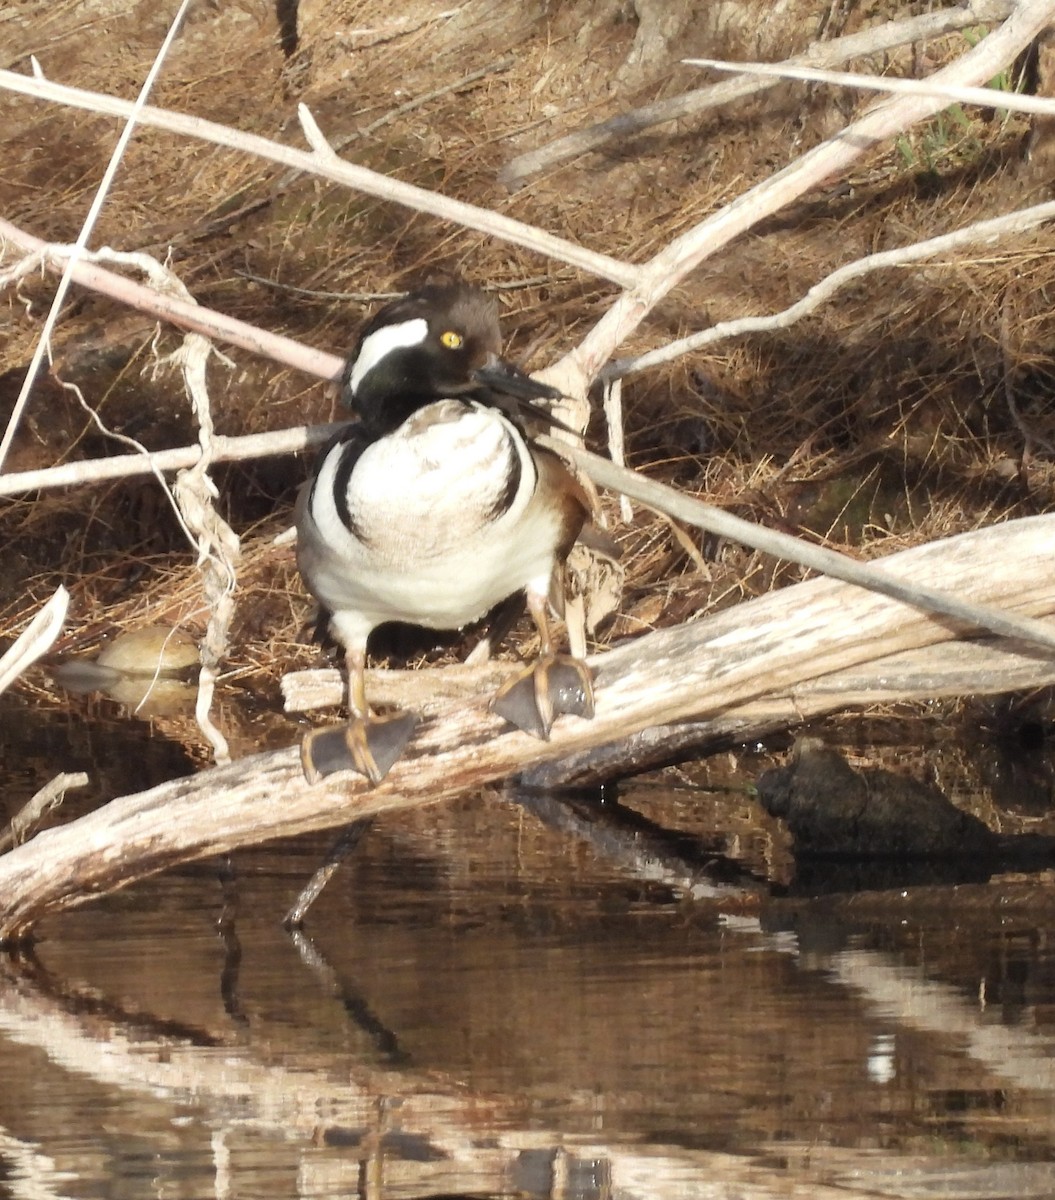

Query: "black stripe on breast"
(312, 428), (371, 543)
(486, 431), (528, 522)
(335, 439), (371, 543)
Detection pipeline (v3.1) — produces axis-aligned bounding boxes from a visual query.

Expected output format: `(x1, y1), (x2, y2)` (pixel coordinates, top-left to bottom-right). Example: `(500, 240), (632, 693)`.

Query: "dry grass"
(2, 0), (1055, 732)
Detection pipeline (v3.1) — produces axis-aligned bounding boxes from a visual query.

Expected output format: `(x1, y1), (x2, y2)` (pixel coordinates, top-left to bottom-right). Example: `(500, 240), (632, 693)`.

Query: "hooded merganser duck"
(296, 282), (598, 785)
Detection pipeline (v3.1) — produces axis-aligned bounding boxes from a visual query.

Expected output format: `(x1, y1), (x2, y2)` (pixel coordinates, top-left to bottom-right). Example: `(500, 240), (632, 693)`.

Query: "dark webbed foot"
(491, 653), (595, 739)
(301, 711), (419, 784)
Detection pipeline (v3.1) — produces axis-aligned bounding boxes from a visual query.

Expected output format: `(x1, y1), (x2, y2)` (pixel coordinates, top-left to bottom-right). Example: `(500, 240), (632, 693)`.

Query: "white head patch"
(347, 317), (429, 396)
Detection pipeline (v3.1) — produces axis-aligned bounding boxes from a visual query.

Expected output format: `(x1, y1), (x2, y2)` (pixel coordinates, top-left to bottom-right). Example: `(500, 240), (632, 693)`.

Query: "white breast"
(300, 402), (562, 642)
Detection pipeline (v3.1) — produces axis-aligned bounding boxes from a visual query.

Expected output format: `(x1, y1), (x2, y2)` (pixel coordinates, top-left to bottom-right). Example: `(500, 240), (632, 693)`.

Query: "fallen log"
(284, 626), (1055, 789)
(524, 619), (1055, 786)
(1, 515), (1054, 942)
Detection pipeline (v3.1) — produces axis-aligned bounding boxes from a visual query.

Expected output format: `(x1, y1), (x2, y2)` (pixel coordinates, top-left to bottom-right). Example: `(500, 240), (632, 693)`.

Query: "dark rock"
(756, 737), (998, 858)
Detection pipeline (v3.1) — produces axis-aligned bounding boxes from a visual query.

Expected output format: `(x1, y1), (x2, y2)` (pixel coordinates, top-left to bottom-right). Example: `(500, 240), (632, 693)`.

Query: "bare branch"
(686, 54), (1055, 116)
(540, 437), (1055, 654)
(0, 70), (641, 289)
(499, 0), (1015, 187)
(0, 218), (345, 380)
(0, 587), (69, 696)
(554, 0), (1055, 392)
(605, 200), (1055, 380)
(0, 423), (340, 497)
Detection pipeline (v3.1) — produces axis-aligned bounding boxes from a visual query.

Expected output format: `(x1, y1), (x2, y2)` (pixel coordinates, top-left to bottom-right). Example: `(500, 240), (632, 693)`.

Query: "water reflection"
(0, 772), (1051, 1199)
(3, 711), (1055, 1198)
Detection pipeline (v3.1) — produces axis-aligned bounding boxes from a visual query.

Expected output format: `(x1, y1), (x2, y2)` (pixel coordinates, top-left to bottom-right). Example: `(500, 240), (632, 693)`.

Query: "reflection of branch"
(0, 1123), (71, 1200)
(0, 953), (430, 1152)
(1, 954), (872, 1200)
(283, 820), (373, 929)
(508, 788), (764, 901)
(831, 949), (1055, 1093)
(2, 516), (1054, 940)
(287, 928), (409, 1064)
(736, 913), (1055, 1096)
(499, 0), (1013, 187)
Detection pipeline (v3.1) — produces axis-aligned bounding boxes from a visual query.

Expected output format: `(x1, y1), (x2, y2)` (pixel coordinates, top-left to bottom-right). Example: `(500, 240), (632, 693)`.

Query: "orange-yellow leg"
(491, 593), (595, 740)
(301, 646), (419, 785)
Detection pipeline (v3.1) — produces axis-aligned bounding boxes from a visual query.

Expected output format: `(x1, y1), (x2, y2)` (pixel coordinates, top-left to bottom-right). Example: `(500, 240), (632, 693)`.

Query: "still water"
(2, 705), (1055, 1199)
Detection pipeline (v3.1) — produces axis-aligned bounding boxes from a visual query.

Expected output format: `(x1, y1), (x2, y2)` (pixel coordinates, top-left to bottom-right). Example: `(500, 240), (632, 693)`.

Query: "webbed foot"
(301, 711), (419, 785)
(491, 654), (595, 740)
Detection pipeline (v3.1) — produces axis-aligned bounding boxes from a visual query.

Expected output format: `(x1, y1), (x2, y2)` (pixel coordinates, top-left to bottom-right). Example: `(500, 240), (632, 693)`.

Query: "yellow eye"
(439, 330), (463, 350)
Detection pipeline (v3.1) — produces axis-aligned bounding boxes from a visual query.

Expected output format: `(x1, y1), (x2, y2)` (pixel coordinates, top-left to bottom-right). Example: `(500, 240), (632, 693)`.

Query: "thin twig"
(339, 8), (460, 48)
(233, 270), (565, 300)
(0, 2), (194, 474)
(604, 200), (1055, 380)
(0, 772), (88, 853)
(685, 55), (1050, 115)
(54, 370), (207, 554)
(538, 436), (1055, 655)
(233, 272), (401, 302)
(357, 56), (514, 139)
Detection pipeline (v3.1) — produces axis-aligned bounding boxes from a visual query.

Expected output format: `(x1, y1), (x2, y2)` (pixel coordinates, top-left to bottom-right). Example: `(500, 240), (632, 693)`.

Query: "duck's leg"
(491, 591), (595, 740)
(301, 646), (419, 784)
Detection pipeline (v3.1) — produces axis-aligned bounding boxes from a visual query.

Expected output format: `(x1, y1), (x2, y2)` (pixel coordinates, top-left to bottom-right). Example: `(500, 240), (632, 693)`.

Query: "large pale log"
(1, 516), (1054, 942)
(525, 623), (1055, 786)
(283, 628), (1055, 788)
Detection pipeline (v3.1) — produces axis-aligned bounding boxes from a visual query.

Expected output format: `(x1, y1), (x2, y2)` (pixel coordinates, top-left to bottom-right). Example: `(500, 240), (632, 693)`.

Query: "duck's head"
(341, 282), (561, 434)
